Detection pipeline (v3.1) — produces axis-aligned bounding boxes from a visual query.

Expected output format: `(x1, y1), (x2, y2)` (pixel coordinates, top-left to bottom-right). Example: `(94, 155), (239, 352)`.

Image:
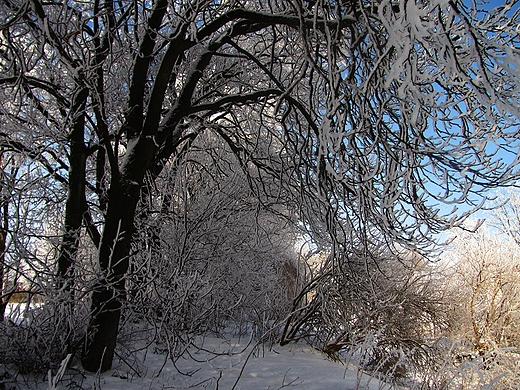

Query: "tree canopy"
(1, 0), (519, 372)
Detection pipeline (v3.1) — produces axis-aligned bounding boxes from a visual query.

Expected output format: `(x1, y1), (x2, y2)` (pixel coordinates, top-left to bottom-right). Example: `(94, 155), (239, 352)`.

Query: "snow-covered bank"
(15, 337), (392, 390)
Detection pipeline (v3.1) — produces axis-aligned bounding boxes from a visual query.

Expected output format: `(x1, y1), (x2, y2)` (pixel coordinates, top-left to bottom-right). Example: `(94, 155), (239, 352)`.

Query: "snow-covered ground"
(3, 304), (394, 389)
(28, 337), (392, 390)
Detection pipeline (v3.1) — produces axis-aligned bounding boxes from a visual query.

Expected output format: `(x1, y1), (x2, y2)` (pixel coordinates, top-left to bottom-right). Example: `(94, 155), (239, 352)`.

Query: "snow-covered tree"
(438, 224), (520, 388)
(1, 0), (520, 372)
(449, 228), (520, 354)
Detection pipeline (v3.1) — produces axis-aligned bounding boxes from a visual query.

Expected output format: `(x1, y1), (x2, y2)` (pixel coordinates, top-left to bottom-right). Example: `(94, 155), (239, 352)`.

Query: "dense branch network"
(1, 0), (519, 372)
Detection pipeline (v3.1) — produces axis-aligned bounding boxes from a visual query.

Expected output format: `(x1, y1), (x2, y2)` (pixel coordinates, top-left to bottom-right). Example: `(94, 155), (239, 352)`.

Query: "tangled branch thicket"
(1, 0), (520, 386)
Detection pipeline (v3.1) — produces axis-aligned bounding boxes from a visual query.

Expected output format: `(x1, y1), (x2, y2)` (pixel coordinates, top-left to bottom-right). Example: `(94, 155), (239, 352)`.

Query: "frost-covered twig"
(47, 353), (72, 390)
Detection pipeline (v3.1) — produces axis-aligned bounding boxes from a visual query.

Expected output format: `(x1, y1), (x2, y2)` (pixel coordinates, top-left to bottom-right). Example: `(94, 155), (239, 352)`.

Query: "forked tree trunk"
(81, 9), (215, 368)
(82, 140), (155, 372)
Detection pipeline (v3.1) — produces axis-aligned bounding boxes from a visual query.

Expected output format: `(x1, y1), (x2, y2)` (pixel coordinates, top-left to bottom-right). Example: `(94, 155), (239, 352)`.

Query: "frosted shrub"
(118, 131), (302, 362)
(1, 297), (88, 375)
(282, 246), (450, 384)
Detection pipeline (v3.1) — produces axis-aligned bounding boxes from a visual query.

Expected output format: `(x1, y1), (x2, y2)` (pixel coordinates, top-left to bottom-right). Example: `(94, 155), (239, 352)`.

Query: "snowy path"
(38, 337), (391, 389)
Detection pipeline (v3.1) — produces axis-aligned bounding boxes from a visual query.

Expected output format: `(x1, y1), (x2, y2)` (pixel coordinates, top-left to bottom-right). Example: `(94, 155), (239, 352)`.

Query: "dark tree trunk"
(55, 87), (88, 351)
(57, 87), (88, 287)
(0, 151), (9, 322)
(82, 280), (124, 372)
(81, 6), (226, 370)
(82, 138), (157, 372)
(0, 226), (6, 322)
